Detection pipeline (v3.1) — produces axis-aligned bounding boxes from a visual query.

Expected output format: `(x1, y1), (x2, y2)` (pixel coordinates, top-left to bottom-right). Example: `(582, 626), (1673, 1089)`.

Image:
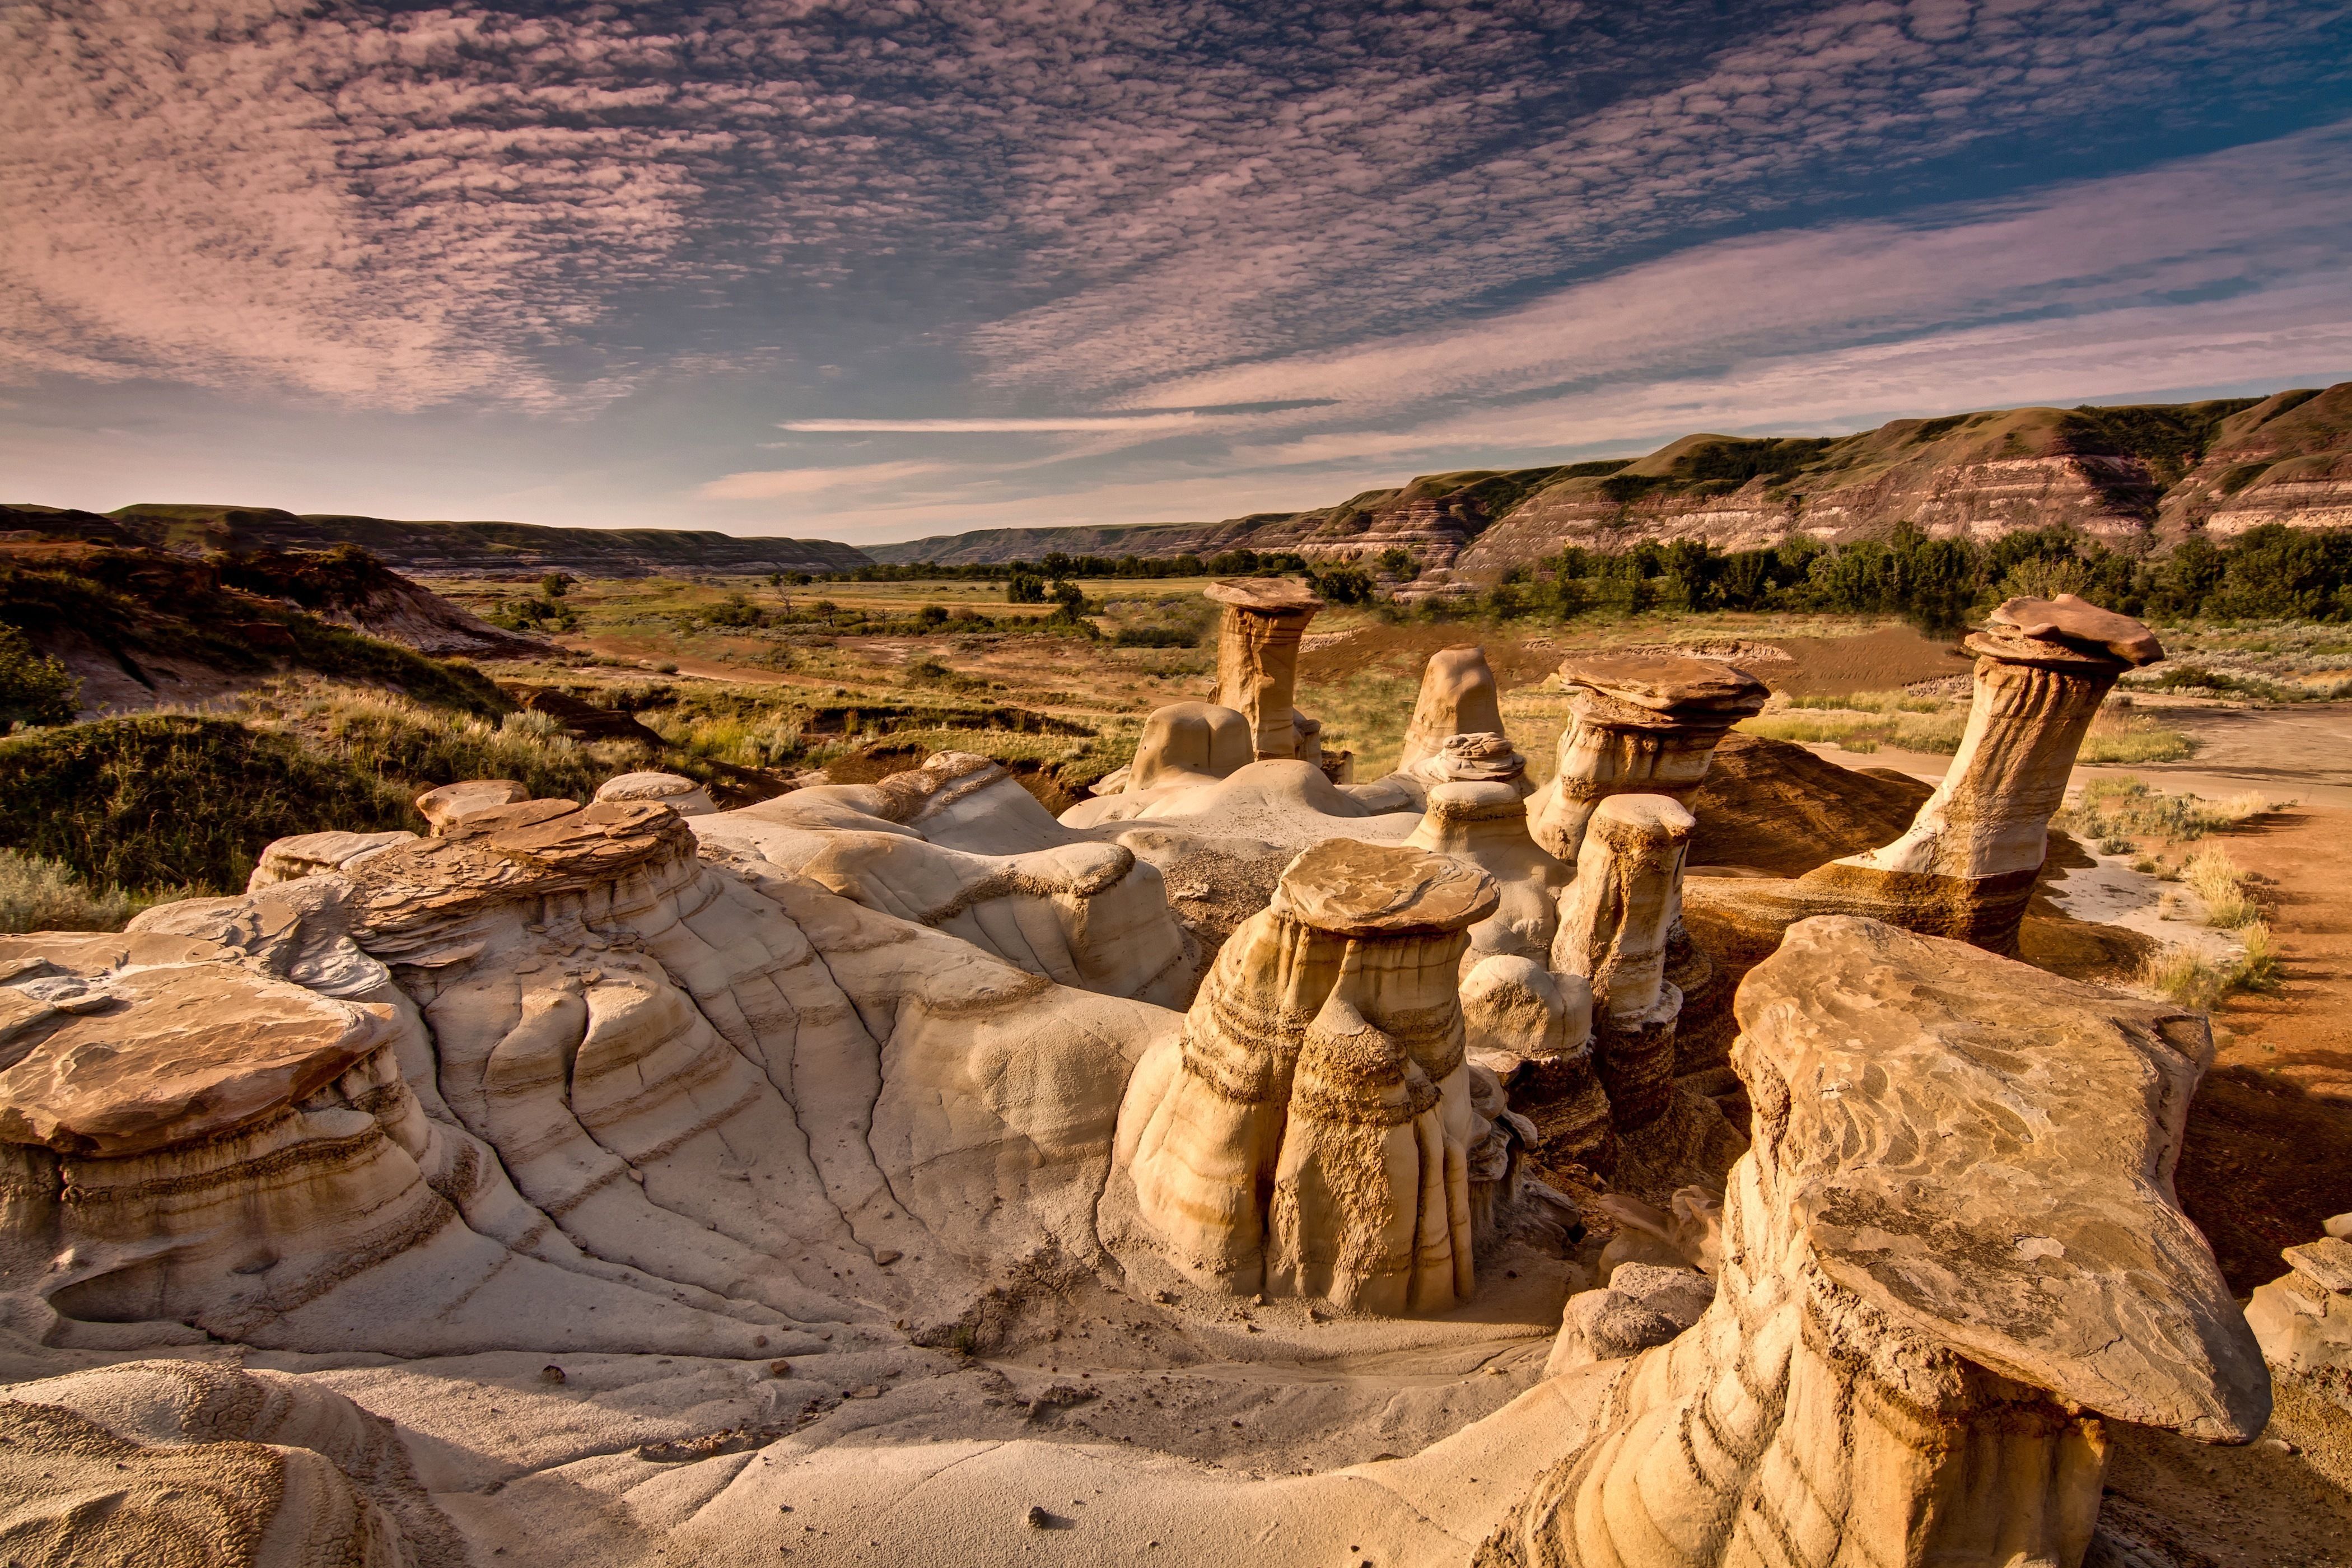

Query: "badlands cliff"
(0, 576), (2335, 1566)
(869, 382), (2352, 571)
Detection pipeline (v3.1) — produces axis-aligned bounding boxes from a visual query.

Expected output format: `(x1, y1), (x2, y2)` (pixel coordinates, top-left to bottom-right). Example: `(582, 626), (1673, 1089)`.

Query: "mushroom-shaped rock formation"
(1397, 643), (1506, 775)
(1485, 916), (2269, 1567)
(1551, 794), (1693, 1132)
(1125, 699), (1255, 792)
(594, 769), (718, 816)
(1683, 596), (2164, 960)
(1205, 576), (1324, 762)
(1113, 840), (1502, 1310)
(1405, 738), (1569, 969)
(1525, 654), (1769, 862)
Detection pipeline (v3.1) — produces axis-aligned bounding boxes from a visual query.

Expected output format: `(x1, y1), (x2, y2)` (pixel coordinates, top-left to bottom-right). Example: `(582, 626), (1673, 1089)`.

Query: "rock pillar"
(1526, 654), (1767, 862)
(1807, 593), (2163, 951)
(1404, 734), (1569, 968)
(1119, 839), (1498, 1310)
(1552, 794), (1693, 1131)
(1206, 577), (1324, 762)
(1397, 644), (1505, 774)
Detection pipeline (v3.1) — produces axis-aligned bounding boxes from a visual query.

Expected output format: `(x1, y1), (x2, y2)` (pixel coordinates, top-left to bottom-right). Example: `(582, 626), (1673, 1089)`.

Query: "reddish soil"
(1295, 619), (1973, 697)
(2168, 806), (2352, 1294)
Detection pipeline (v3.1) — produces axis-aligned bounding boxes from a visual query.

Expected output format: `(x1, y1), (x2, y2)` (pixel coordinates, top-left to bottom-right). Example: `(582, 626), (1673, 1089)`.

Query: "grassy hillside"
(858, 388), (2339, 571)
(101, 503), (873, 577)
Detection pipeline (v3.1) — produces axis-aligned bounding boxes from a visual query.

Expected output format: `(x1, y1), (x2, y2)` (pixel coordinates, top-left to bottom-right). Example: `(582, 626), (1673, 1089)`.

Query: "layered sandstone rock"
(1396, 644), (1505, 774)
(1405, 734), (1569, 968)
(594, 770), (718, 816)
(1688, 596), (2163, 959)
(0, 1359), (459, 1568)
(1525, 655), (1768, 862)
(1486, 916), (2268, 1567)
(1551, 795), (1693, 1131)
(1114, 840), (1502, 1310)
(1125, 700), (1254, 792)
(2246, 1235), (2352, 1389)
(2, 783), (1181, 1362)
(1206, 577), (1324, 762)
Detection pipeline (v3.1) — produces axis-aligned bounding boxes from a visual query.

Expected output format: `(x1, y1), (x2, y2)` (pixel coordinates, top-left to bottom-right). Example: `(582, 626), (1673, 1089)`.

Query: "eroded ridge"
(1114, 839), (1522, 1311)
(1483, 915), (2268, 1568)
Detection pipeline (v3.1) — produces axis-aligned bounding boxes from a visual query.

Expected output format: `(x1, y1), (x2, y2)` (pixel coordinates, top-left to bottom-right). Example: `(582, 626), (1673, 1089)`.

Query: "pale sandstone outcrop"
(1063, 758), (1421, 852)
(249, 829), (417, 889)
(413, 778), (530, 829)
(595, 770), (718, 816)
(1486, 916), (2268, 1567)
(3, 785), (1179, 1362)
(697, 752), (1202, 1004)
(1525, 654), (1768, 862)
(1126, 700), (1254, 792)
(1206, 577), (1324, 762)
(0, 1358), (460, 1568)
(1116, 840), (1503, 1310)
(1684, 595), (2164, 958)
(1551, 795), (1693, 1131)
(2247, 1235), (2352, 1389)
(1397, 644), (1506, 774)
(1407, 758), (1569, 968)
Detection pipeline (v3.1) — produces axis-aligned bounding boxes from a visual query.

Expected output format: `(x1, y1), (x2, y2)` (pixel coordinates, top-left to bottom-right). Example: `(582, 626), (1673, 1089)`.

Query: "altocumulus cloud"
(2, 0), (2349, 532)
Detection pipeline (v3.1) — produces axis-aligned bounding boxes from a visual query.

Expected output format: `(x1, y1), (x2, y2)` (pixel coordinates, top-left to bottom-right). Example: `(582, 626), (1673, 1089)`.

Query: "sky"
(4, 0), (2351, 547)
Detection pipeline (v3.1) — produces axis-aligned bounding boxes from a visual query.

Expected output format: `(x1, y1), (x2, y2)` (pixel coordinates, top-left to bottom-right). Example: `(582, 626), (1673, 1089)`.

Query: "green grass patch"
(0, 715), (414, 894)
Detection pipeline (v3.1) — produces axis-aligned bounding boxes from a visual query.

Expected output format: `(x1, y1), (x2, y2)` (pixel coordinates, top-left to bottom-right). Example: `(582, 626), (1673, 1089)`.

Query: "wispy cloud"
(4, 1), (2348, 530)
(778, 413), (1207, 433)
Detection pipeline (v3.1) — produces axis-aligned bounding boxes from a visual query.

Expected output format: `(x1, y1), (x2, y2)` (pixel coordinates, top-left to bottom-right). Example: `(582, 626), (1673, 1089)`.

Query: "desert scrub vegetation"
(0, 715), (414, 894)
(2057, 776), (2274, 850)
(258, 684), (610, 802)
(2182, 844), (2262, 929)
(0, 623), (80, 727)
(2143, 923), (2283, 1010)
(1737, 698), (2189, 760)
(0, 850), (136, 933)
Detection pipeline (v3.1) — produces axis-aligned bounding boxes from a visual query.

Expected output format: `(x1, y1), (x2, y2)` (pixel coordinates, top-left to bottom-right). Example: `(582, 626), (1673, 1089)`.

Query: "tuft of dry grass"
(2141, 922), (2284, 1009)
(2182, 844), (2261, 928)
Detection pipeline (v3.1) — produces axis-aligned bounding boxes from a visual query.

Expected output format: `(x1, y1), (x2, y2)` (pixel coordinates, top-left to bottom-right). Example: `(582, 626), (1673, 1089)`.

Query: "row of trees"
(1470, 524), (2352, 629)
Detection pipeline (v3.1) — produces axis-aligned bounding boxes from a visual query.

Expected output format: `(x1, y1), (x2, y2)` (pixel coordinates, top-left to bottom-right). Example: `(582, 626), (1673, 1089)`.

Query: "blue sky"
(4, 0), (2350, 544)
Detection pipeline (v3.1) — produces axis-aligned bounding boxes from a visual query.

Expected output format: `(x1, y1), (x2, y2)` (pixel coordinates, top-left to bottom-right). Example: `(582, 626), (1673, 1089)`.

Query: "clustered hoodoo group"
(0, 578), (2323, 1565)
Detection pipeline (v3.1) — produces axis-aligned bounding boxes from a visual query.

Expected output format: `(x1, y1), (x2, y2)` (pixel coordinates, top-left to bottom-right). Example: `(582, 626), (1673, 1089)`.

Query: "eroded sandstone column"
(1525, 654), (1767, 862)
(1551, 794), (1693, 1131)
(1266, 841), (1495, 1312)
(1397, 644), (1505, 774)
(1806, 594), (2163, 951)
(1487, 915), (2268, 1568)
(1206, 577), (1324, 761)
(1404, 734), (1569, 967)
(1126, 700), (1255, 792)
(1121, 839), (1497, 1309)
